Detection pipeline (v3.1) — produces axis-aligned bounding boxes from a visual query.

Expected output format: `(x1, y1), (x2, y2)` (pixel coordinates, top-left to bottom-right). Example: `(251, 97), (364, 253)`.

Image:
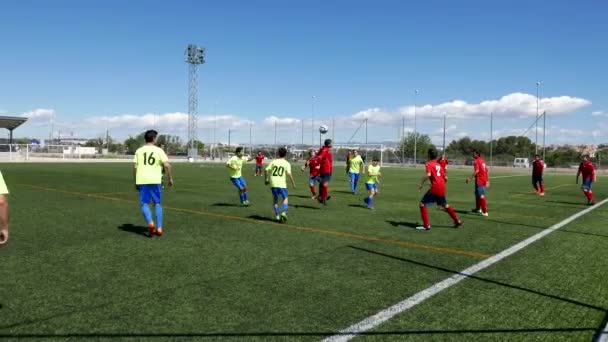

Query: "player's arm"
(576, 167), (581, 184)
(287, 171), (296, 188)
(418, 173), (431, 192)
(133, 164), (138, 190)
(0, 194), (8, 245)
(163, 161), (174, 187)
(264, 165), (271, 185)
(226, 160), (238, 171)
(466, 167), (478, 183)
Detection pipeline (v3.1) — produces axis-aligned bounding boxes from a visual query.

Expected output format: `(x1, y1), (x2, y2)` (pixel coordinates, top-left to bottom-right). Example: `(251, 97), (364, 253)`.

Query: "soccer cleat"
(243, 200), (250, 206)
(415, 225), (431, 230)
(155, 228), (163, 236)
(538, 192), (545, 196)
(480, 212), (489, 217)
(368, 206), (375, 210)
(588, 200), (595, 205)
(275, 215), (281, 221)
(471, 208), (482, 214)
(280, 212), (288, 222)
(454, 221), (463, 228)
(147, 222), (155, 236)
(311, 195), (317, 200)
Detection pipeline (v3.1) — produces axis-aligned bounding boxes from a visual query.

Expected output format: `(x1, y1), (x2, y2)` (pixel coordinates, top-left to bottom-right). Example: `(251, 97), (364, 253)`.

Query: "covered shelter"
(0, 116), (28, 144)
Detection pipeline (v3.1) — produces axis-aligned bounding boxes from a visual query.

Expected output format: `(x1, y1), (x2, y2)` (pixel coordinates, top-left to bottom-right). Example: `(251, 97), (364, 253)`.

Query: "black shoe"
(454, 221), (463, 228)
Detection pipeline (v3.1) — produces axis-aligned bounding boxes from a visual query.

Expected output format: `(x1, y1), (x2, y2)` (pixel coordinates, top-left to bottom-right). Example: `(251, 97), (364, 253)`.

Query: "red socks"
(420, 205), (430, 228)
(320, 184), (328, 200)
(585, 190), (594, 201)
(480, 197), (488, 213)
(446, 206), (460, 223)
(475, 197), (481, 210)
(310, 185), (316, 196)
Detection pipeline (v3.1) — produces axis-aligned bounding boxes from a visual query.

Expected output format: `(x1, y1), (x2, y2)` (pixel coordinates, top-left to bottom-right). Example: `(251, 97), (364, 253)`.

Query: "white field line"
(323, 198), (608, 342)
(598, 321), (608, 342)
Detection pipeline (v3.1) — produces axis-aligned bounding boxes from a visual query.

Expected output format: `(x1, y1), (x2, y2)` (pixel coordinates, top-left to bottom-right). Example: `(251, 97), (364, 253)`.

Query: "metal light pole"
(228, 129), (232, 148)
(442, 112), (447, 154)
(311, 95), (316, 146)
(413, 89), (419, 165)
(185, 44), (205, 160)
(490, 112), (494, 168)
(535, 81), (541, 154)
(542, 110), (547, 160)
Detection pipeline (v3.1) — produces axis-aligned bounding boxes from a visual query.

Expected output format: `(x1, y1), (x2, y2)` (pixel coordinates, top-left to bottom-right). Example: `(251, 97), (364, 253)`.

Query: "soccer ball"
(319, 125), (329, 134)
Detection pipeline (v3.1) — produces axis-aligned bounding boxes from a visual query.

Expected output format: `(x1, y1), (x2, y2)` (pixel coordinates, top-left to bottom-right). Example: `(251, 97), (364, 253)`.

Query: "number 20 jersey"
(426, 159), (446, 197)
(265, 158), (292, 189)
(133, 145), (168, 185)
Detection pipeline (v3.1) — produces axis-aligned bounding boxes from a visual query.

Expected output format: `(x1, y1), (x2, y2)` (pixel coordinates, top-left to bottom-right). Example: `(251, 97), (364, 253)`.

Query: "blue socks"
(141, 204), (153, 224)
(155, 203), (163, 228)
(273, 204), (280, 215)
(239, 191), (249, 203)
(282, 203), (288, 212)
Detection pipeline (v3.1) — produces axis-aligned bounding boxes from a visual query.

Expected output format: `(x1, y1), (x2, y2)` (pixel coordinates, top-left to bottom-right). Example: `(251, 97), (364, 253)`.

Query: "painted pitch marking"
(323, 198), (608, 342)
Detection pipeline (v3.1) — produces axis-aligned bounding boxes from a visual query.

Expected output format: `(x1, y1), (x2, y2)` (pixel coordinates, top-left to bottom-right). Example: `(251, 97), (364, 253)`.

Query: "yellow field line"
(510, 184), (571, 198)
(18, 183), (491, 259)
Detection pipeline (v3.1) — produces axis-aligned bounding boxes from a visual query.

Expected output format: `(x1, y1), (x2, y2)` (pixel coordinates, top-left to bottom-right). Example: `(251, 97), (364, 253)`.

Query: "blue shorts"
(421, 191), (447, 207)
(271, 187), (288, 200)
(349, 172), (360, 183)
(230, 177), (247, 190)
(532, 175), (543, 184)
(139, 184), (162, 205)
(582, 178), (593, 191)
(365, 183), (377, 191)
(475, 185), (486, 197)
(319, 173), (332, 183)
(309, 176), (320, 184)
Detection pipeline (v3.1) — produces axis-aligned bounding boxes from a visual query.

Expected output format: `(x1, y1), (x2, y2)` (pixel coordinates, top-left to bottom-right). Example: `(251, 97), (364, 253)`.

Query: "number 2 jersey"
(266, 158), (292, 188)
(133, 145), (169, 185)
(426, 159), (446, 197)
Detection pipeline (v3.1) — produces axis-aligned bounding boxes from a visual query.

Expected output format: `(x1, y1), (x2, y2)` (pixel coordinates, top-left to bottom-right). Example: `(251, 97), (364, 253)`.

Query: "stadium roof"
(0, 116), (28, 130)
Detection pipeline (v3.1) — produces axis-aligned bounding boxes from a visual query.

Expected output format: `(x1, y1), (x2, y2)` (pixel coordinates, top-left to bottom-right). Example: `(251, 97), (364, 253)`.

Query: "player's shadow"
(385, 220), (419, 229)
(292, 195), (314, 199)
(117, 224), (150, 237)
(545, 200), (587, 206)
(293, 204), (319, 210)
(212, 203), (241, 207)
(348, 204), (368, 209)
(248, 215), (277, 223)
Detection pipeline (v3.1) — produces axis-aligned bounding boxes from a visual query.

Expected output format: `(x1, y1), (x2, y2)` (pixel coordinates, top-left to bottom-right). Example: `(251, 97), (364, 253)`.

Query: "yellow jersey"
(366, 165), (381, 184)
(133, 145), (168, 185)
(265, 158), (292, 188)
(0, 171), (8, 194)
(349, 155), (364, 173)
(227, 155), (248, 178)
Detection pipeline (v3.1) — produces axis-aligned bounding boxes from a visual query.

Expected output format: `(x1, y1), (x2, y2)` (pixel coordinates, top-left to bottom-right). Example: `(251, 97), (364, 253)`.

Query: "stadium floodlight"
(535, 81), (541, 155)
(185, 44), (206, 160)
(413, 89), (419, 165)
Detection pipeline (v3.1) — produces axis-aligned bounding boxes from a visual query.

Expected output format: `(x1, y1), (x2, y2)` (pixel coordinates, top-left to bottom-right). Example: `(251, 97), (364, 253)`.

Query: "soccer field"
(1, 162), (607, 341)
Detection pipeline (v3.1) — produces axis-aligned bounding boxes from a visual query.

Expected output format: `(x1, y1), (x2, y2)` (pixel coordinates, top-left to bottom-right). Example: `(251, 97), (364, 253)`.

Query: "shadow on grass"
(386, 220), (419, 228)
(293, 204), (319, 210)
(0, 328), (599, 339)
(348, 204), (368, 209)
(212, 203), (241, 207)
(349, 245), (607, 312)
(248, 215), (277, 223)
(292, 195), (315, 199)
(117, 224), (150, 237)
(334, 190), (355, 194)
(546, 200), (588, 206)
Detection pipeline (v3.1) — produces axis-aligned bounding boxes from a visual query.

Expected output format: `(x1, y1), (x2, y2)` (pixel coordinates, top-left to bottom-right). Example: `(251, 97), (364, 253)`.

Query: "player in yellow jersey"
(364, 157), (381, 209)
(133, 130), (173, 237)
(0, 171), (9, 245)
(348, 150), (364, 194)
(226, 147), (254, 205)
(265, 147), (296, 222)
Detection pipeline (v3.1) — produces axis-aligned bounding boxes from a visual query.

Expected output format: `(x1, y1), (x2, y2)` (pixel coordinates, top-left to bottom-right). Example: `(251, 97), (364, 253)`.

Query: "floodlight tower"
(185, 44), (205, 159)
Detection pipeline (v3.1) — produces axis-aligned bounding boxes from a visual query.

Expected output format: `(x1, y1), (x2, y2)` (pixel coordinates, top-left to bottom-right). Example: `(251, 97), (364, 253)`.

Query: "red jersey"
(307, 157), (321, 177)
(438, 157), (448, 181)
(426, 159), (446, 197)
(532, 159), (545, 176)
(578, 160), (595, 180)
(255, 154), (264, 165)
(316, 146), (333, 175)
(474, 156), (489, 186)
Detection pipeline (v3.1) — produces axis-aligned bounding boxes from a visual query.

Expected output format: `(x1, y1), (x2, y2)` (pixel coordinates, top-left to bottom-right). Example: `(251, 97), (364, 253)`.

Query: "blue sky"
(1, 0), (607, 145)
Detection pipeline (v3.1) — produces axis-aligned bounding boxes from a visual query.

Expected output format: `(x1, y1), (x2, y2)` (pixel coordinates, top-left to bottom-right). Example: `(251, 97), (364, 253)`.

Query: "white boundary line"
(598, 320), (608, 342)
(324, 198), (608, 342)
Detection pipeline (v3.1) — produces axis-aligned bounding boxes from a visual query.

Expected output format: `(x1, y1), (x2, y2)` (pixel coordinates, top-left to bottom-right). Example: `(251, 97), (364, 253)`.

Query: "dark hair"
(235, 147), (243, 154)
(324, 139), (332, 147)
(144, 130), (158, 143)
(372, 157), (380, 162)
(278, 147), (287, 158)
(535, 154), (540, 158)
(472, 149), (480, 156)
(428, 148), (438, 160)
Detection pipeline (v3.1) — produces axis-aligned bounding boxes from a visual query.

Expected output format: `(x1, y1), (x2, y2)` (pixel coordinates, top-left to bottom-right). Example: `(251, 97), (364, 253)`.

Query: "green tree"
(400, 132), (434, 162)
(124, 132), (146, 154)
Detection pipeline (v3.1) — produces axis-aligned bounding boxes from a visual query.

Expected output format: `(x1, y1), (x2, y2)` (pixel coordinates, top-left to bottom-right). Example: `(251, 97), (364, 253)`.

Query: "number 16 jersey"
(265, 158), (292, 189)
(426, 159), (446, 197)
(134, 145), (168, 185)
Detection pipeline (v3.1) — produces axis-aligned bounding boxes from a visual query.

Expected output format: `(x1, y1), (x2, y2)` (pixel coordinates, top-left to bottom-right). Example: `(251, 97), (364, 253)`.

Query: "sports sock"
(273, 204), (280, 215)
(141, 204), (153, 224)
(533, 183), (538, 191)
(350, 181), (355, 193)
(475, 197), (481, 210)
(243, 191), (248, 201)
(420, 205), (430, 227)
(480, 197), (488, 213)
(154, 203), (163, 228)
(282, 203), (288, 212)
(239, 192), (245, 203)
(321, 184), (328, 200)
(446, 206), (459, 223)
(540, 184), (544, 193)
(310, 185), (316, 196)
(368, 196), (373, 207)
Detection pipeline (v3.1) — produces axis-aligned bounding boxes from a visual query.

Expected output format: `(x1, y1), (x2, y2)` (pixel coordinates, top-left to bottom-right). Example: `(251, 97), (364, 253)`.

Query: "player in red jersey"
(416, 148), (462, 230)
(302, 150), (321, 199)
(254, 151), (265, 176)
(466, 150), (489, 216)
(532, 154), (546, 196)
(438, 154), (449, 182)
(576, 154), (596, 205)
(315, 139), (333, 205)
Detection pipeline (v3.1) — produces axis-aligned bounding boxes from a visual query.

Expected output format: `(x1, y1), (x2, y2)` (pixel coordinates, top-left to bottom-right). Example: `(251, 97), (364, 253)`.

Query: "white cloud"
(591, 110), (607, 117)
(263, 116), (302, 127)
(21, 108), (55, 123)
(343, 92), (591, 126)
(87, 112), (253, 131)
